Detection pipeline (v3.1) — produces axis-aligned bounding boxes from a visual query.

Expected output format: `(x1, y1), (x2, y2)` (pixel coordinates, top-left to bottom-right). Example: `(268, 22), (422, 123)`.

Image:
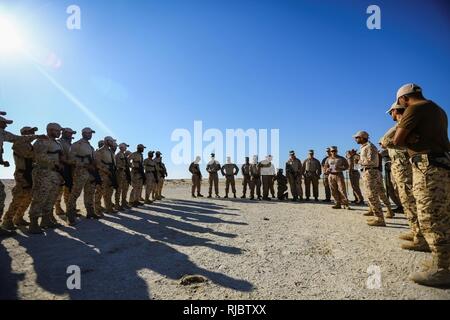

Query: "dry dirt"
(1, 179), (449, 300)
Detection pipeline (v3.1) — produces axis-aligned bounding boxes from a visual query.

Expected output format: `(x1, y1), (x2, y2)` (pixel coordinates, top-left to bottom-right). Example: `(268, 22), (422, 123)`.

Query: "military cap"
(62, 128), (77, 134)
(330, 146), (338, 151)
(119, 143), (129, 148)
(0, 116), (13, 124)
(47, 123), (62, 131)
(20, 126), (38, 134)
(82, 127), (96, 134)
(104, 136), (115, 142)
(211, 153), (215, 157)
(156, 151), (162, 155)
(0, 111), (6, 116)
(289, 150), (295, 155)
(352, 131), (369, 139)
(395, 83), (422, 104)
(137, 144), (146, 149)
(308, 150), (314, 154)
(386, 102), (406, 114)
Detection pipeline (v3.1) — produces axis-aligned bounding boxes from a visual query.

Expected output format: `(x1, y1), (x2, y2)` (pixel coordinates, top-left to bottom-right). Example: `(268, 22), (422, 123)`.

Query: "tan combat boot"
(1, 219), (17, 231)
(363, 210), (374, 216)
(409, 265), (450, 288)
(331, 204), (342, 209)
(367, 217), (386, 227)
(399, 231), (414, 241)
(401, 239), (431, 252)
(385, 208), (395, 219)
(28, 217), (44, 234)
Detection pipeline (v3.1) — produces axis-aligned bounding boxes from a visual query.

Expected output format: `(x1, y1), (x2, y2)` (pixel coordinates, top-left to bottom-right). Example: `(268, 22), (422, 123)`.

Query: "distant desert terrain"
(1, 178), (449, 300)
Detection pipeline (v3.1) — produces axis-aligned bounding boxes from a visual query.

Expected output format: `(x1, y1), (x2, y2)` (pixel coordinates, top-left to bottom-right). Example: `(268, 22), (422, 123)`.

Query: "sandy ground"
(1, 178), (449, 300)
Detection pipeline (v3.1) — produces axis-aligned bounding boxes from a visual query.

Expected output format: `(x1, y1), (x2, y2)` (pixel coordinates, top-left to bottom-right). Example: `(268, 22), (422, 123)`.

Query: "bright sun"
(0, 14), (24, 53)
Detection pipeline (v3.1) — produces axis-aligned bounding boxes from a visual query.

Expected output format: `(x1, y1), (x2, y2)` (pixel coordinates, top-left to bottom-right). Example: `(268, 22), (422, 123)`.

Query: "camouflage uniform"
(94, 145), (116, 213)
(67, 139), (97, 217)
(2, 136), (35, 225)
(321, 156), (332, 201)
(144, 157), (158, 201)
(249, 162), (261, 199)
(129, 151), (145, 204)
(188, 161), (202, 196)
(206, 160), (221, 197)
(302, 156), (322, 200)
(115, 151), (131, 207)
(241, 162), (251, 197)
(286, 157), (303, 200)
(359, 141), (390, 218)
(324, 155), (349, 206)
(28, 137), (64, 220)
(347, 154), (364, 203)
(154, 157), (167, 199)
(221, 162), (239, 197)
(54, 137), (73, 215)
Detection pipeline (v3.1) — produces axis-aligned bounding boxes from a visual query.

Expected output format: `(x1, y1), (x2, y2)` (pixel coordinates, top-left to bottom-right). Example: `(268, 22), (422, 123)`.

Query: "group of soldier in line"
(0, 83), (449, 288)
(0, 119), (168, 235)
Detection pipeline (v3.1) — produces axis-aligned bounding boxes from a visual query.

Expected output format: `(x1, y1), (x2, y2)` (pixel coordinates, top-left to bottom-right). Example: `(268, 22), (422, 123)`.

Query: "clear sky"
(1, 0), (449, 178)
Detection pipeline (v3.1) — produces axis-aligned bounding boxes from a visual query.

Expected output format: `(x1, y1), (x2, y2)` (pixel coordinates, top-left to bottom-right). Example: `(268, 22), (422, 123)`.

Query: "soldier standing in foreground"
(393, 83), (450, 287)
(286, 151), (303, 201)
(324, 146), (350, 210)
(189, 156), (203, 198)
(260, 155), (276, 201)
(241, 157), (251, 199)
(275, 169), (288, 200)
(1, 127), (38, 230)
(381, 103), (428, 252)
(346, 150), (364, 204)
(206, 153), (221, 198)
(221, 157), (239, 199)
(303, 150), (321, 202)
(144, 151), (157, 203)
(154, 152), (167, 200)
(249, 155), (261, 201)
(321, 147), (332, 202)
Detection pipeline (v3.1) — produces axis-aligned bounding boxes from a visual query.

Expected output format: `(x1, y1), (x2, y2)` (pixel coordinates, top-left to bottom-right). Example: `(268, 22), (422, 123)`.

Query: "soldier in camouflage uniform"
(241, 157), (251, 199)
(302, 150), (322, 201)
(144, 151), (157, 203)
(94, 136), (118, 215)
(321, 148), (332, 202)
(189, 156), (203, 198)
(54, 128), (76, 216)
(346, 150), (364, 204)
(286, 151), (303, 201)
(1, 127), (39, 230)
(206, 153), (221, 198)
(393, 83), (450, 287)
(221, 157), (239, 199)
(324, 146), (350, 210)
(275, 169), (288, 200)
(66, 127), (100, 224)
(154, 152), (167, 200)
(27, 123), (65, 234)
(129, 144), (146, 207)
(249, 155), (262, 200)
(354, 131), (393, 226)
(115, 143), (131, 210)
(381, 104), (428, 252)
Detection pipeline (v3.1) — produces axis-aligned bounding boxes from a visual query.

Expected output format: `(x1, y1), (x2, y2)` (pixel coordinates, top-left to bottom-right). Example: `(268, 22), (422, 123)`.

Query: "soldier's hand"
(2, 161), (10, 167)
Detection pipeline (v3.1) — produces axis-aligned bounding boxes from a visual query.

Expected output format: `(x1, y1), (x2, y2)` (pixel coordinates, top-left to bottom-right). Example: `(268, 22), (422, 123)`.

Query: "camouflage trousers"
(55, 185), (70, 213)
(323, 174), (331, 200)
(28, 168), (63, 219)
(208, 173), (219, 196)
(145, 173), (157, 200)
(0, 179), (5, 220)
(3, 171), (32, 222)
(349, 170), (364, 202)
(391, 157), (423, 242)
(304, 174), (319, 199)
(115, 170), (129, 206)
(362, 169), (390, 218)
(191, 174), (201, 196)
(287, 174), (303, 199)
(242, 175), (251, 196)
(412, 157), (450, 269)
(328, 173), (348, 206)
(67, 167), (96, 215)
(130, 171), (144, 203)
(225, 176), (236, 195)
(155, 177), (165, 198)
(249, 176), (261, 198)
(95, 172), (114, 212)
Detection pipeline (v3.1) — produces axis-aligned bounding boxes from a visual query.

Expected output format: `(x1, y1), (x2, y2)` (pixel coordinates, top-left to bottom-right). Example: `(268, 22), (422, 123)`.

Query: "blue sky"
(1, 0), (449, 178)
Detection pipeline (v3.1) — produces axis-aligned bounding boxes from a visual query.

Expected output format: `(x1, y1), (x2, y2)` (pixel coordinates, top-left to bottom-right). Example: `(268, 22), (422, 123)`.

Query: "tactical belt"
(411, 153), (450, 170)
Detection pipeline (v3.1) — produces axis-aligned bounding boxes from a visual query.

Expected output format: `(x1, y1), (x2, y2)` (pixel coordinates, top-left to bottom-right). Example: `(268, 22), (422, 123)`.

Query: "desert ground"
(1, 178), (449, 300)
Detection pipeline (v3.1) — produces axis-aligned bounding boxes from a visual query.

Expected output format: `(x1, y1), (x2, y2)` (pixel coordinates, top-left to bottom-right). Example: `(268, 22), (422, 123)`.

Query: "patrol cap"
(104, 136), (115, 142)
(0, 116), (13, 124)
(119, 143), (129, 148)
(289, 150), (295, 155)
(308, 150), (314, 154)
(156, 151), (162, 155)
(47, 123), (62, 131)
(82, 127), (96, 134)
(211, 153), (215, 157)
(330, 146), (338, 151)
(386, 102), (406, 114)
(396, 83), (422, 102)
(137, 144), (146, 149)
(20, 126), (38, 134)
(0, 111), (6, 116)
(62, 128), (77, 134)
(353, 131), (369, 139)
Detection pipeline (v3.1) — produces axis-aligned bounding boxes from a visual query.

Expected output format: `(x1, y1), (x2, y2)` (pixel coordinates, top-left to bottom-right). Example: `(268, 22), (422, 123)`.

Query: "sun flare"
(0, 14), (24, 54)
